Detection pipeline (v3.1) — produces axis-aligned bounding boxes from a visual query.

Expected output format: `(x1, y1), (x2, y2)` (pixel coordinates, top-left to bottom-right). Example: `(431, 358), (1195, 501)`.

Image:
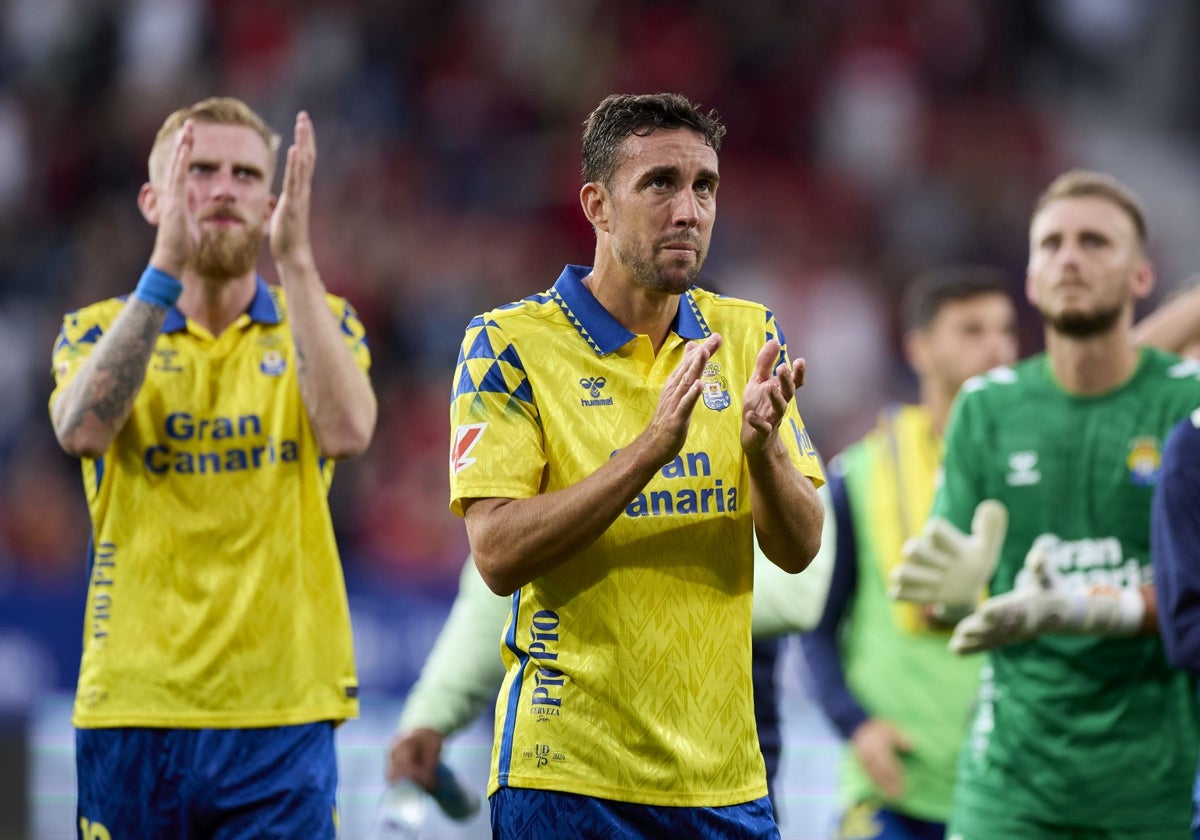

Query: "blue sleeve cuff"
(133, 266), (183, 309)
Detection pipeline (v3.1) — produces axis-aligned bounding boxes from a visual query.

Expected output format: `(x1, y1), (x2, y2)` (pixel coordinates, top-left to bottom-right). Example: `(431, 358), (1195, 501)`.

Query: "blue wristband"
(133, 266), (183, 309)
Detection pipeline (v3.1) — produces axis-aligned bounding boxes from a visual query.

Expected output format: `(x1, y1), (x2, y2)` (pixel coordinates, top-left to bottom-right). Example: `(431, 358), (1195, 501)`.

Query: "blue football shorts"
(490, 785), (780, 839)
(76, 721), (338, 839)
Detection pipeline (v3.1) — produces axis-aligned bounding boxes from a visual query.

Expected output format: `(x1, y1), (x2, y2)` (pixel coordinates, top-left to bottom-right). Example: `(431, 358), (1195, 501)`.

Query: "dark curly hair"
(581, 93), (725, 187)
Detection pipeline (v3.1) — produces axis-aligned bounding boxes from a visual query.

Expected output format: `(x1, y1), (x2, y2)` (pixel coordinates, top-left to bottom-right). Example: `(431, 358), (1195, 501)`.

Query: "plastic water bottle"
(371, 779), (427, 840)
(429, 761), (481, 821)
(371, 762), (480, 839)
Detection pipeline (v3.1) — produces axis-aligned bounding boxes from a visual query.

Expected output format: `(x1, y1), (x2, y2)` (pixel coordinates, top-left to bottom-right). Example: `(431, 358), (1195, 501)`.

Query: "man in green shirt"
(893, 170), (1200, 840)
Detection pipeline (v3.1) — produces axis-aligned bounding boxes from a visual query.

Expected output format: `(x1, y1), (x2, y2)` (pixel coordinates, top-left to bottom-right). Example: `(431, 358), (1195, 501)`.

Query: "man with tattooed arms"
(49, 97), (375, 838)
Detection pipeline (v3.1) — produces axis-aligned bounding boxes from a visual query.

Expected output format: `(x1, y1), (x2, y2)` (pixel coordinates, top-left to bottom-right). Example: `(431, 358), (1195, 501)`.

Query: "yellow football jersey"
(50, 279), (368, 729)
(449, 265), (824, 806)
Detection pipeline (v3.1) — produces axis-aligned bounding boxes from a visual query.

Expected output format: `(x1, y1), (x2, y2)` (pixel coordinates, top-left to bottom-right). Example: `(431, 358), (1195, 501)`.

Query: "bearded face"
(146, 121), (276, 283)
(1038, 301), (1123, 338)
(192, 213), (264, 280)
(1026, 196), (1150, 341)
(599, 128), (717, 296)
(614, 229), (707, 296)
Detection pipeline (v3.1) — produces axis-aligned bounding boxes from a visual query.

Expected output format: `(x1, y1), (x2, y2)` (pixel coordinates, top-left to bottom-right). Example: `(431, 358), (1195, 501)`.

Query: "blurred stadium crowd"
(2, 0), (1199, 593)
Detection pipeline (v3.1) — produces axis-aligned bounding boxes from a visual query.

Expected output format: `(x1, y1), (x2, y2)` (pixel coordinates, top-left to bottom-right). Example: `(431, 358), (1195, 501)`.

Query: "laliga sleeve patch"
(451, 423), (486, 474)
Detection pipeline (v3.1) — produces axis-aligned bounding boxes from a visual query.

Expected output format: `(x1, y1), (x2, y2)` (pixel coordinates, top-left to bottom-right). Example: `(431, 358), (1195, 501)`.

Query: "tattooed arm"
(51, 302), (168, 458)
(52, 122), (197, 459)
(270, 112), (376, 458)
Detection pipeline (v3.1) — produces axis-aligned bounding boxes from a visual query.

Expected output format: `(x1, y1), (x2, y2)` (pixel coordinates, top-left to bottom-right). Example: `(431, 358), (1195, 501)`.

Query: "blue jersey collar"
(551, 264), (708, 356)
(161, 276), (282, 332)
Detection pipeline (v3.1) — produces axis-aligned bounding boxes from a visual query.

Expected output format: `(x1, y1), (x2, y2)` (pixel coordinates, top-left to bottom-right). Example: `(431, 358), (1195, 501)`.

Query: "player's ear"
(580, 182), (610, 233)
(137, 182), (160, 225)
(1131, 258), (1155, 301)
(262, 193), (277, 234)
(1024, 267), (1038, 308)
(904, 330), (930, 377)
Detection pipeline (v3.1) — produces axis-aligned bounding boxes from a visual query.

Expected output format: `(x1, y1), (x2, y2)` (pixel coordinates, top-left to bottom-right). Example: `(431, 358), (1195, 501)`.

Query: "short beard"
(192, 227), (263, 281)
(1041, 303), (1122, 338)
(617, 242), (704, 295)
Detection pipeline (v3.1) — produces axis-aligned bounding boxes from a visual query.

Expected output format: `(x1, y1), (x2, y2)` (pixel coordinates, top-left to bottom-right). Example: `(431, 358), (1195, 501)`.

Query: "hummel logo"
(1006, 451), (1041, 486)
(580, 377), (607, 398)
(579, 376), (613, 407)
(153, 349), (183, 372)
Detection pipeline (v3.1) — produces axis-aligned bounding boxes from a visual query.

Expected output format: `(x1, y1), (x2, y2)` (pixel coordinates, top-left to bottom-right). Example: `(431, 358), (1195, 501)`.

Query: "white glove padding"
(889, 500), (1008, 617)
(948, 548), (1145, 654)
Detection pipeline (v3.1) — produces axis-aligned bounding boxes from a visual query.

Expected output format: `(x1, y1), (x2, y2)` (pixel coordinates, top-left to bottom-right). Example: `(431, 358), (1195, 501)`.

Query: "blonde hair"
(147, 97), (281, 184)
(1032, 169), (1148, 251)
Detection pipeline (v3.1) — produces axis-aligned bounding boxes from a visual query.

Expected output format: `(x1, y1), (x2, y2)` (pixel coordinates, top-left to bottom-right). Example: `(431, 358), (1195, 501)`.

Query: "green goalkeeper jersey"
(934, 348), (1200, 832)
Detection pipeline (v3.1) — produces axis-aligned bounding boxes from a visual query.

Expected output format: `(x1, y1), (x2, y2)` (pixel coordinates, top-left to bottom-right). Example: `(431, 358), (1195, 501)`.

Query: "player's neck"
(1044, 326), (1140, 395)
(176, 271), (258, 337)
(920, 383), (954, 437)
(582, 268), (678, 353)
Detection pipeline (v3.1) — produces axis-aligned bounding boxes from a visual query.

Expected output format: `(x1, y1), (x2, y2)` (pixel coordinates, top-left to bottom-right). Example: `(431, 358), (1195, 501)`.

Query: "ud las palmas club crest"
(701, 362), (730, 411)
(1126, 436), (1161, 486)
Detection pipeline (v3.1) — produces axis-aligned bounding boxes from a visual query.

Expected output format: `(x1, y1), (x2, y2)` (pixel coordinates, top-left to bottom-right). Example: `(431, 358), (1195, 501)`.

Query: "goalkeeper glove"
(948, 547), (1145, 654)
(890, 500), (1008, 621)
